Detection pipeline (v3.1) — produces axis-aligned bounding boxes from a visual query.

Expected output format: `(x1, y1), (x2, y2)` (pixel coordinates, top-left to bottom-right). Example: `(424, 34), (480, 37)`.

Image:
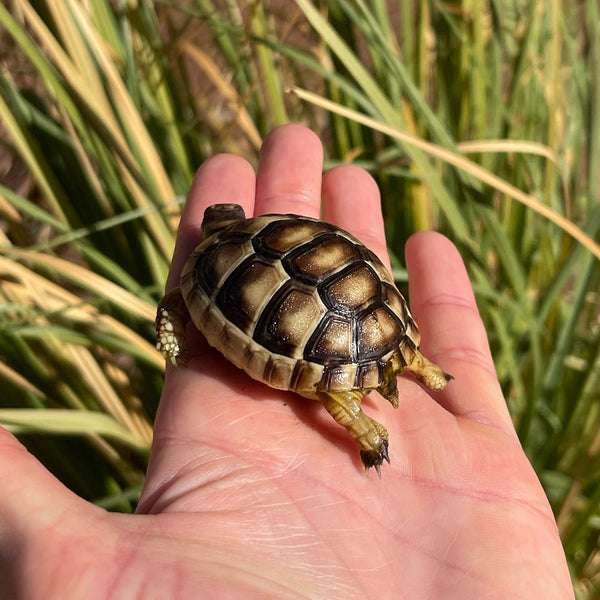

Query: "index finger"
(405, 231), (516, 438)
(165, 154), (256, 291)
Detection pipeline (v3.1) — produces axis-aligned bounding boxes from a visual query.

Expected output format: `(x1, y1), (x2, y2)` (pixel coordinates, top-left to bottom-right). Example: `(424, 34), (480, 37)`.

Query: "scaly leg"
(408, 350), (453, 391)
(378, 358), (400, 408)
(155, 287), (189, 365)
(318, 390), (390, 477)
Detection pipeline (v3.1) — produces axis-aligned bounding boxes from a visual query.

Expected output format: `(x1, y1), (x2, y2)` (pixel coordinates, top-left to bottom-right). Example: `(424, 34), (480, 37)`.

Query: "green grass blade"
(0, 409), (150, 454)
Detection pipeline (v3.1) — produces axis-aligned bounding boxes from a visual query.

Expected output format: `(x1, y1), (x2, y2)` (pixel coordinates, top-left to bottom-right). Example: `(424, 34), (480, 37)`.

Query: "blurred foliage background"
(0, 1), (598, 595)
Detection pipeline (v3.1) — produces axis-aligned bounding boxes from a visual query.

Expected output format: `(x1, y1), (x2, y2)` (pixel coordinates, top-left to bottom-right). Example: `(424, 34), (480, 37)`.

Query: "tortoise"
(156, 203), (452, 476)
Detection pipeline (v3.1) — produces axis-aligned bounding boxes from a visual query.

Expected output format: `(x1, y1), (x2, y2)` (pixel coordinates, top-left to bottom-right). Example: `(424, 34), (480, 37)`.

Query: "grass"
(0, 0), (598, 595)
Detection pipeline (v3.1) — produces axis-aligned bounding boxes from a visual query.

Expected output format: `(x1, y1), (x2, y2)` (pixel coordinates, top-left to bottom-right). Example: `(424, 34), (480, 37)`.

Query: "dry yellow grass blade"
(1, 256), (157, 443)
(65, 0), (176, 203)
(0, 254), (162, 367)
(0, 361), (47, 401)
(117, 163), (175, 266)
(58, 102), (114, 216)
(457, 139), (559, 164)
(13, 0), (176, 261)
(289, 86), (600, 262)
(1, 248), (156, 321)
(14, 0), (138, 175)
(45, 0), (107, 102)
(1, 255), (162, 441)
(64, 342), (153, 444)
(180, 42), (263, 151)
(0, 187), (21, 226)
(0, 68), (68, 223)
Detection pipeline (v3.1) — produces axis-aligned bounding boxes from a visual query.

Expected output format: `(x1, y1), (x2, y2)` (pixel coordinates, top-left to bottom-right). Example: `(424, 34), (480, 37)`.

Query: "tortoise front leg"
(155, 287), (189, 365)
(318, 390), (390, 477)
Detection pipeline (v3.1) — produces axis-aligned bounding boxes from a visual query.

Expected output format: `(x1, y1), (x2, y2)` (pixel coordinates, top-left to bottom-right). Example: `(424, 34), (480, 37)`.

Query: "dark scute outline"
(354, 303), (407, 361)
(318, 262), (382, 315)
(303, 312), (356, 365)
(193, 231), (254, 298)
(253, 280), (311, 358)
(251, 216), (332, 261)
(214, 254), (273, 334)
(281, 232), (360, 286)
(251, 217), (296, 260)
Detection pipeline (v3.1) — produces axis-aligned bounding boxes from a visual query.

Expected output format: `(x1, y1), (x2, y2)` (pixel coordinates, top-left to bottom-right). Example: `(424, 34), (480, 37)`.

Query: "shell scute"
(383, 284), (420, 346)
(304, 314), (354, 364)
(357, 306), (405, 360)
(234, 214), (283, 236)
(320, 263), (381, 313)
(359, 247), (395, 285)
(318, 363), (357, 391)
(253, 284), (325, 359)
(285, 233), (361, 284)
(195, 238), (253, 297)
(215, 257), (287, 334)
(354, 360), (383, 390)
(255, 218), (327, 256)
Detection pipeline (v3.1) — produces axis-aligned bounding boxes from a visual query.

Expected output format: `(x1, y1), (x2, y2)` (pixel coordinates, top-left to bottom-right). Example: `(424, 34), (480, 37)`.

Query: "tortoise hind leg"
(318, 390), (390, 477)
(378, 359), (400, 408)
(408, 350), (453, 391)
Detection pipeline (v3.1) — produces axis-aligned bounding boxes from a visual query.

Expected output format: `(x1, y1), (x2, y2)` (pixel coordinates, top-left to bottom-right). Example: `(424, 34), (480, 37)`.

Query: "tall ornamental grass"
(0, 1), (598, 595)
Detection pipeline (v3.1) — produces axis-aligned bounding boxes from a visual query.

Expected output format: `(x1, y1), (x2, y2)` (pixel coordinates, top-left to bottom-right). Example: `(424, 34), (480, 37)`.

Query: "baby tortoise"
(156, 204), (452, 476)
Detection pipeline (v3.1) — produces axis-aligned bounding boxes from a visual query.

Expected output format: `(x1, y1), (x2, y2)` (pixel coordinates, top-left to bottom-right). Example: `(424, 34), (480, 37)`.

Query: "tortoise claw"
(409, 350), (453, 392)
(360, 439), (390, 477)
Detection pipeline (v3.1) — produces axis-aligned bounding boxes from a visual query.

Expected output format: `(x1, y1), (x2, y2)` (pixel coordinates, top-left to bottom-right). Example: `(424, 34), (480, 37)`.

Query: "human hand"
(0, 124), (573, 599)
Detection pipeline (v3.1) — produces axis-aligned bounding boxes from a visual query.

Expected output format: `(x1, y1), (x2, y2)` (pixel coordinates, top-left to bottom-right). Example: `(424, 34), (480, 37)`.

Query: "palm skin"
(0, 125), (573, 599)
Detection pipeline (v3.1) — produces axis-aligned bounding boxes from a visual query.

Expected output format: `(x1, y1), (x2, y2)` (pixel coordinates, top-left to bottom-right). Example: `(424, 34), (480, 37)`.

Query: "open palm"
(0, 125), (573, 599)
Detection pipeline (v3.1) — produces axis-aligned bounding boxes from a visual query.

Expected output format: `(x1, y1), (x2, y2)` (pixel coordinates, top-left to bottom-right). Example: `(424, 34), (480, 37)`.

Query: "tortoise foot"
(409, 350), (453, 391)
(155, 288), (189, 365)
(318, 390), (391, 477)
(360, 440), (390, 478)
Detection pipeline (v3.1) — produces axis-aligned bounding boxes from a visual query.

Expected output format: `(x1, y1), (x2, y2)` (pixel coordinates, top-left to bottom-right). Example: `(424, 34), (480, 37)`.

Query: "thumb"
(0, 426), (102, 550)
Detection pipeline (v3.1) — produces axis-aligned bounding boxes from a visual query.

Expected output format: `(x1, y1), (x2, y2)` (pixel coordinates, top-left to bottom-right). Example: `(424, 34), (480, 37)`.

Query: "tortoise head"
(200, 203), (247, 240)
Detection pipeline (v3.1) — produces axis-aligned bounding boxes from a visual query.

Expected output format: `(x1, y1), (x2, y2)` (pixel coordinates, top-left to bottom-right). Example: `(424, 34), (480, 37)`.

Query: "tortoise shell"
(180, 204), (421, 399)
(157, 203), (451, 475)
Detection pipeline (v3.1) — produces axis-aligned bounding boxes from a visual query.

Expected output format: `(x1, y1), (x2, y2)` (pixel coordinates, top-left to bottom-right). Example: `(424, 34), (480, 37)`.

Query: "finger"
(405, 231), (516, 437)
(254, 124), (323, 217)
(321, 164), (391, 271)
(0, 427), (94, 543)
(166, 154), (256, 291)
